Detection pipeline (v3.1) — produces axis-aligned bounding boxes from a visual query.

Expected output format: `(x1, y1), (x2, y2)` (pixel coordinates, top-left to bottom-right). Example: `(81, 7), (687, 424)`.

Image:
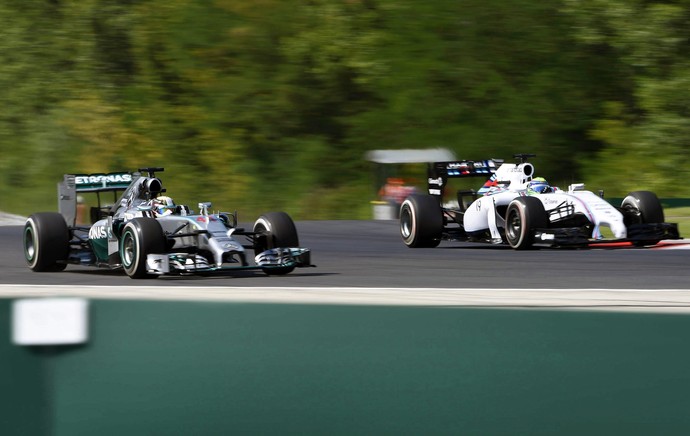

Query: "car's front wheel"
(622, 191), (665, 246)
(23, 213), (70, 272)
(400, 194), (442, 248)
(505, 196), (548, 250)
(120, 218), (166, 279)
(253, 212), (299, 275)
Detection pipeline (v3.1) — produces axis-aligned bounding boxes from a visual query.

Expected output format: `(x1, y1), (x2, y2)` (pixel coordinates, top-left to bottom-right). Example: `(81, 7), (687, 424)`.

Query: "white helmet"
(153, 196), (175, 216)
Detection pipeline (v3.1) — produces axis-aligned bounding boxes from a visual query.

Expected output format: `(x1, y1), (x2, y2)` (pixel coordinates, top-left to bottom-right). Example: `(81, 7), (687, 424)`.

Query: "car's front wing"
(146, 248), (313, 275)
(533, 223), (681, 247)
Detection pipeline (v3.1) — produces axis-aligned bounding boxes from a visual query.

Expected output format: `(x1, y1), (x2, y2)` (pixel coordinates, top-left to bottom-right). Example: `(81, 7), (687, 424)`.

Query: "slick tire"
(24, 212), (70, 272)
(253, 212), (299, 275)
(505, 196), (548, 250)
(120, 218), (166, 279)
(400, 194), (442, 248)
(622, 191), (665, 246)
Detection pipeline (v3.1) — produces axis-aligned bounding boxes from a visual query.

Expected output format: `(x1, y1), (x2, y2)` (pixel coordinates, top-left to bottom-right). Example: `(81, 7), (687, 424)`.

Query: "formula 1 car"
(400, 154), (681, 249)
(23, 168), (312, 278)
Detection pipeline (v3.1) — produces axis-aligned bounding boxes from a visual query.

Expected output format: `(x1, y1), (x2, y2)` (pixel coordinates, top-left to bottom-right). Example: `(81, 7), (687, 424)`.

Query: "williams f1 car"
(23, 168), (312, 278)
(400, 154), (681, 249)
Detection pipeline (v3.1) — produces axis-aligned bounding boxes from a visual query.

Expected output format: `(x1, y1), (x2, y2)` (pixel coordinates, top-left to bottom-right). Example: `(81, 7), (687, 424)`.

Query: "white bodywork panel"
(461, 162), (626, 239)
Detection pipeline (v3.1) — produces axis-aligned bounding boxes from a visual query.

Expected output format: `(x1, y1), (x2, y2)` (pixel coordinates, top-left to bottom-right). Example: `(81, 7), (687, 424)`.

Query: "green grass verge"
(666, 207), (690, 238)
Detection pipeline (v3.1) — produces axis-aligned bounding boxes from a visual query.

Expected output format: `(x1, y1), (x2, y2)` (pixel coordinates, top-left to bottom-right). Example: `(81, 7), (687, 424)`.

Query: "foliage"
(0, 0), (689, 218)
(563, 0), (690, 196)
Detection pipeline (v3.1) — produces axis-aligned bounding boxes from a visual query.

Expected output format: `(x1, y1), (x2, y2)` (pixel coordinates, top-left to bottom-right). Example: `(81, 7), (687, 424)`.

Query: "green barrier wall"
(4, 298), (690, 435)
(1, 300), (49, 436)
(607, 198), (690, 208)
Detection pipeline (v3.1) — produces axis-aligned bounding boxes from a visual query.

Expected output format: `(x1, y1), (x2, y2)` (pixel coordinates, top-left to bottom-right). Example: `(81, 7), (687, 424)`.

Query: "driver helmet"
(152, 196), (175, 216)
(527, 177), (552, 194)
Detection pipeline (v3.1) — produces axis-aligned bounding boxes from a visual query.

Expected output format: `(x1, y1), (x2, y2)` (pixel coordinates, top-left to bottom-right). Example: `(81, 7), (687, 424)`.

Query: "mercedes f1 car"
(400, 154), (681, 249)
(23, 168), (312, 278)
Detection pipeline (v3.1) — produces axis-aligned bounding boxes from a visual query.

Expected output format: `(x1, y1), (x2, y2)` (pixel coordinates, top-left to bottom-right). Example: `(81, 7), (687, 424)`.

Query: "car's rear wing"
(71, 173), (134, 192)
(58, 172), (136, 226)
(427, 159), (503, 197)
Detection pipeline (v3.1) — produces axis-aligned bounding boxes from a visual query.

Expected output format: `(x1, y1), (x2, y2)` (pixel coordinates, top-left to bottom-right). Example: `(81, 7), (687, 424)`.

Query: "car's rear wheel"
(622, 191), (664, 246)
(400, 194), (442, 248)
(23, 213), (70, 272)
(253, 212), (299, 275)
(505, 196), (548, 250)
(120, 218), (165, 279)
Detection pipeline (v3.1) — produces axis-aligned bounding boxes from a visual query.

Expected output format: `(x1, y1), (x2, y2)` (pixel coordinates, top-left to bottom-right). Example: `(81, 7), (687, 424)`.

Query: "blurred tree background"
(1, 0), (688, 219)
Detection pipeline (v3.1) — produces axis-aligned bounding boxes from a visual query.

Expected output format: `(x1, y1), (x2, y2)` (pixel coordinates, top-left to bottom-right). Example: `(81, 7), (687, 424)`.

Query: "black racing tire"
(119, 218), (166, 279)
(253, 212), (299, 275)
(622, 191), (665, 246)
(23, 213), (70, 272)
(399, 194), (442, 248)
(505, 196), (549, 250)
(622, 191), (664, 225)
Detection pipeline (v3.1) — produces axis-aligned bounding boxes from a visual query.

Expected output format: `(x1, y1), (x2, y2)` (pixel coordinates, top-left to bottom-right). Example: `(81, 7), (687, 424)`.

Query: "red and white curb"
(588, 239), (690, 250)
(652, 239), (690, 250)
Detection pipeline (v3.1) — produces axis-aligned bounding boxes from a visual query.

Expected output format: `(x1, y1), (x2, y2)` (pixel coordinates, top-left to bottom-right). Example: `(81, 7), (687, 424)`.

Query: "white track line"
(0, 212), (27, 225)
(2, 285), (690, 313)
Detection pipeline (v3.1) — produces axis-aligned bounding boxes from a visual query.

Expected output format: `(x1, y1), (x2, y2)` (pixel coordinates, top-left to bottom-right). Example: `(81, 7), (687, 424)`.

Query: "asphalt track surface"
(2, 221), (690, 311)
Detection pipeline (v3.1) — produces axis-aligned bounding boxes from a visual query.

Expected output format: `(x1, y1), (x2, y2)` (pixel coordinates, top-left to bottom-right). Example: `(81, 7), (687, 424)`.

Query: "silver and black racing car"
(23, 167), (312, 278)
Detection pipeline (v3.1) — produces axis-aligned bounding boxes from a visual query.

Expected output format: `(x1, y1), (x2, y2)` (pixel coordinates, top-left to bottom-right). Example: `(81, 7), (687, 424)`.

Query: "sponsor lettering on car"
(88, 225), (107, 239)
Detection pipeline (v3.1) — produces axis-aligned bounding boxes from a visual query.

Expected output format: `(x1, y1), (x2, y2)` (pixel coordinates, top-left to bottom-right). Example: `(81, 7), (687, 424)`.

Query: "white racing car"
(400, 154), (681, 249)
(23, 168), (312, 278)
